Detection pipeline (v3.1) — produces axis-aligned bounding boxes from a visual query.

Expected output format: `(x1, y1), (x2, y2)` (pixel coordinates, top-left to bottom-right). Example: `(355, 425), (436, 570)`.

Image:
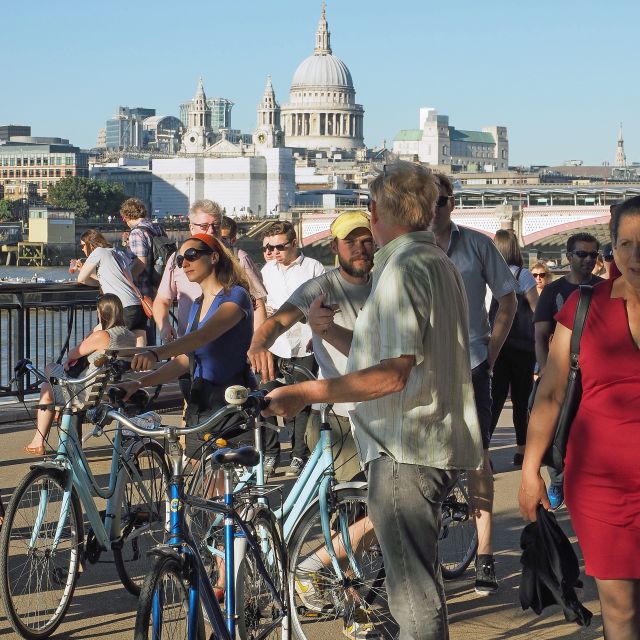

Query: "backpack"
(489, 267), (535, 352)
(141, 225), (177, 289)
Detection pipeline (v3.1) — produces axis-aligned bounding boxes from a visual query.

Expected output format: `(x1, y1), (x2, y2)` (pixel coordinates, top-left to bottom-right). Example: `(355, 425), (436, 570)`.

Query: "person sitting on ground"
(76, 229), (147, 347)
(23, 294), (136, 456)
(118, 234), (256, 457)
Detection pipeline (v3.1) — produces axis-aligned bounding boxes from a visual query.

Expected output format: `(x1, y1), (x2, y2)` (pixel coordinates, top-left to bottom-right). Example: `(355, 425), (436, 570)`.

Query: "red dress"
(557, 278), (640, 579)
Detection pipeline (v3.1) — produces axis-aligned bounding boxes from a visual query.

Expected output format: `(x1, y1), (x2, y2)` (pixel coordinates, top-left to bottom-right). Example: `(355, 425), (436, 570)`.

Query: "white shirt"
(261, 253), (325, 358)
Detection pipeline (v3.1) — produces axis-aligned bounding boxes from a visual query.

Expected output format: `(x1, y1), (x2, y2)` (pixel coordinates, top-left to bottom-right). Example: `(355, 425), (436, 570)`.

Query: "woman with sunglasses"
(75, 229), (147, 347)
(117, 234), (256, 454)
(530, 261), (552, 295)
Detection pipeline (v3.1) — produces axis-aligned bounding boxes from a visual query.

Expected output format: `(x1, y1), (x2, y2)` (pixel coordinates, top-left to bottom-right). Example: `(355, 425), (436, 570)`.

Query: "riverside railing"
(0, 283), (99, 398)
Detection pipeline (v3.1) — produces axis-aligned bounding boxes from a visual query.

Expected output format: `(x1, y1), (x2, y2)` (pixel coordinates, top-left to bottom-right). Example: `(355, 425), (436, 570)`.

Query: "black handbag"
(542, 285), (593, 472)
(65, 355), (90, 379)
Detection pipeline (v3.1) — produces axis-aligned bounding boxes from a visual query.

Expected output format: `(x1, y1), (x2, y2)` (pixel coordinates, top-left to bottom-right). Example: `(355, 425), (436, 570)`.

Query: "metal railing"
(0, 283), (99, 397)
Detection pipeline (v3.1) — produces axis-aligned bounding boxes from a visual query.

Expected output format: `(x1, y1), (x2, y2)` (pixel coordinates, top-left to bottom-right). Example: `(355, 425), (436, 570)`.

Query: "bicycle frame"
(157, 454), (286, 640)
(31, 406), (157, 554)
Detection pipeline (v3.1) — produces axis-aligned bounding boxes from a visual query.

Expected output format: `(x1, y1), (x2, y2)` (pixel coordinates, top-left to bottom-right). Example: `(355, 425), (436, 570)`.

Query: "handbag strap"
(569, 285), (594, 369)
(112, 249), (145, 303)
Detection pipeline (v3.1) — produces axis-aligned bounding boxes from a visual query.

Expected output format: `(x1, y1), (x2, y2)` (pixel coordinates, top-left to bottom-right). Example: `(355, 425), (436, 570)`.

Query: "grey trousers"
(368, 456), (458, 640)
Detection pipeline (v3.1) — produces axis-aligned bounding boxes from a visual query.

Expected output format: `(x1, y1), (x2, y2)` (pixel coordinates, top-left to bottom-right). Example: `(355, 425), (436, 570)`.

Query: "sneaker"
(343, 607), (382, 639)
(547, 483), (564, 510)
(513, 452), (524, 466)
(294, 568), (332, 612)
(263, 454), (279, 477)
(286, 456), (306, 477)
(475, 555), (498, 595)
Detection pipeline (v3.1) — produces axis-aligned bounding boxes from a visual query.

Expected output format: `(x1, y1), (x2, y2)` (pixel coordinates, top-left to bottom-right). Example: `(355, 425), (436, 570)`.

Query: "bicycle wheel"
(237, 509), (288, 640)
(440, 472), (478, 580)
(288, 487), (397, 640)
(134, 553), (205, 640)
(0, 467), (83, 639)
(114, 438), (169, 596)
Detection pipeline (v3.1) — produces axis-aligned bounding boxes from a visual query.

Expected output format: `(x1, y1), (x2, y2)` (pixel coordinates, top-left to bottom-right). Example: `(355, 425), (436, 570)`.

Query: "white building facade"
(151, 149), (295, 217)
(393, 107), (508, 171)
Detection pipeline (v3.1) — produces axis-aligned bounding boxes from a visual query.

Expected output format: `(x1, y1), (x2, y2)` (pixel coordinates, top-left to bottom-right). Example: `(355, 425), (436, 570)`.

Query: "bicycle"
(439, 471), (478, 580)
(188, 360), (397, 640)
(86, 385), (288, 640)
(0, 354), (169, 639)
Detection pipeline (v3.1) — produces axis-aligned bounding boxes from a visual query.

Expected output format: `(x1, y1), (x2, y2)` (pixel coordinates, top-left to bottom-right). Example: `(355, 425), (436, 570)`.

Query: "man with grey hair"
(264, 161), (483, 639)
(153, 199), (267, 341)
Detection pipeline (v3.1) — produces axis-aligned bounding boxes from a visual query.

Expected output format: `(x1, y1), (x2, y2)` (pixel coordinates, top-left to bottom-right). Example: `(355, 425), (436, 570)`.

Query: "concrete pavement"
(0, 405), (603, 639)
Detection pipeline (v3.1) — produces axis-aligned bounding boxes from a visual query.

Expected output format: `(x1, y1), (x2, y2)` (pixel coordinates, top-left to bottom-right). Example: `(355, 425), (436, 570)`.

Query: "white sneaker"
(343, 607), (382, 639)
(294, 568), (332, 612)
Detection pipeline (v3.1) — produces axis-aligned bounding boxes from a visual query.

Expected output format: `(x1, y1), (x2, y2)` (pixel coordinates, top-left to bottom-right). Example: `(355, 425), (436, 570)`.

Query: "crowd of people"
(21, 167), (640, 639)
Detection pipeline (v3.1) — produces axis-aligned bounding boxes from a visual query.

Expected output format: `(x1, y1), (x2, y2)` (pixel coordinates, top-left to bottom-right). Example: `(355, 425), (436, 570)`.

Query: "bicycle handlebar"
(87, 386), (270, 439)
(277, 358), (317, 382)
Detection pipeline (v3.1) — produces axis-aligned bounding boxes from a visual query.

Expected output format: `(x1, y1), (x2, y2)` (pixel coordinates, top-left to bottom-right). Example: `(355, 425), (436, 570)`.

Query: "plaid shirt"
(126, 219), (162, 296)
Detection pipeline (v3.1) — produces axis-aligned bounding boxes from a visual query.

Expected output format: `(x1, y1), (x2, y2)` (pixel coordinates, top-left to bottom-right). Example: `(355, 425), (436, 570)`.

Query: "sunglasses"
(436, 195), (452, 207)
(176, 247), (213, 268)
(190, 221), (220, 233)
(264, 241), (292, 252)
(571, 250), (599, 259)
(532, 272), (548, 279)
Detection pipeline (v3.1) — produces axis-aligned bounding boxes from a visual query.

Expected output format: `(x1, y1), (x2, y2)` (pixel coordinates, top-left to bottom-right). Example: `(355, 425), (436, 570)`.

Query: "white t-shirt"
(288, 268), (371, 416)
(85, 247), (140, 308)
(261, 253), (325, 358)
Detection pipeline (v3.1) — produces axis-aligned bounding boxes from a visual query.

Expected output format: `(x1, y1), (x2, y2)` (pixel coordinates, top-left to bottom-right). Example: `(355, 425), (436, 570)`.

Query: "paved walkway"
(0, 405), (603, 639)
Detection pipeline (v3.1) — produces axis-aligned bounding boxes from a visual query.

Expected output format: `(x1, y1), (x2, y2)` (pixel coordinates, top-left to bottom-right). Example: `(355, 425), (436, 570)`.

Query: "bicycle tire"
(440, 472), (478, 580)
(114, 438), (169, 596)
(237, 508), (289, 640)
(0, 467), (83, 639)
(288, 486), (397, 640)
(134, 553), (205, 640)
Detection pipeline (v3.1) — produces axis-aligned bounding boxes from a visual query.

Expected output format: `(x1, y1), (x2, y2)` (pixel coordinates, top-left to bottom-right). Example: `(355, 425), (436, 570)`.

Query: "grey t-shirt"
(288, 268), (371, 416)
(447, 224), (518, 368)
(85, 247), (140, 308)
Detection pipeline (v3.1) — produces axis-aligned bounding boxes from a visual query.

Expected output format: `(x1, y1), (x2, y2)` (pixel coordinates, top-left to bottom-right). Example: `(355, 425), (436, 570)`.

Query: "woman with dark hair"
(76, 229), (147, 346)
(118, 234), (255, 455)
(520, 195), (640, 638)
(490, 229), (539, 465)
(24, 294), (136, 455)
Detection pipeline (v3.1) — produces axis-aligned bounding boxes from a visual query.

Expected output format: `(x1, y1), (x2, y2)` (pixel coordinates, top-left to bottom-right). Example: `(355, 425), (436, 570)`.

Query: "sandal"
(23, 445), (45, 456)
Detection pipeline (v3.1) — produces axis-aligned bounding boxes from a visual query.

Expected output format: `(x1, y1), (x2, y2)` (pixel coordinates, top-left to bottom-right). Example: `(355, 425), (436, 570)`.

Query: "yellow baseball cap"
(329, 211), (371, 240)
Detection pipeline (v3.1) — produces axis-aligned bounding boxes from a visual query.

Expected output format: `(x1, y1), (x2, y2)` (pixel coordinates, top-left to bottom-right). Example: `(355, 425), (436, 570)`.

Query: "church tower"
(253, 75), (283, 149)
(615, 123), (627, 168)
(181, 77), (214, 154)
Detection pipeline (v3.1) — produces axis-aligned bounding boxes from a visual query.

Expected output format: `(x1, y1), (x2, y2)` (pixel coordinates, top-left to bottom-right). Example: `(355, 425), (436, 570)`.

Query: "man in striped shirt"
(265, 161), (483, 640)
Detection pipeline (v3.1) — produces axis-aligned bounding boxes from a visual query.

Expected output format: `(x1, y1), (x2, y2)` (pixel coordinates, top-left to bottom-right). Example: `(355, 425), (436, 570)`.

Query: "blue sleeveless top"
(185, 285), (253, 385)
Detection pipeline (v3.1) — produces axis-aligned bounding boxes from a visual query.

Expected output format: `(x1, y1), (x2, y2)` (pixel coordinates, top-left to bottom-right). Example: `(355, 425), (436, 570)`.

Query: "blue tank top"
(186, 285), (253, 385)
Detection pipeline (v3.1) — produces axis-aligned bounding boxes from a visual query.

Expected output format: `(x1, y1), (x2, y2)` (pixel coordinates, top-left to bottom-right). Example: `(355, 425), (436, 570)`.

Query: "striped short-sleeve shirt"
(346, 231), (483, 470)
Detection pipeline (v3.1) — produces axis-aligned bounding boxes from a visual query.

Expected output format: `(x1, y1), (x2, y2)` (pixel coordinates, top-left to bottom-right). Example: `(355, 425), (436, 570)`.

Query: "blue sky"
(3, 0), (638, 166)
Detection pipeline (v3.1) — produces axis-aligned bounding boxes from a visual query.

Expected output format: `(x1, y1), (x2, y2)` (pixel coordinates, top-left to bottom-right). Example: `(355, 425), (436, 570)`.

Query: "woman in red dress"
(519, 197), (640, 638)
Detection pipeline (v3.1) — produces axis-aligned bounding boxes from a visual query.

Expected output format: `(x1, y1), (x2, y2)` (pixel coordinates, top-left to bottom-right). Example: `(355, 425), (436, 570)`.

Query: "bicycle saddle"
(212, 446), (260, 468)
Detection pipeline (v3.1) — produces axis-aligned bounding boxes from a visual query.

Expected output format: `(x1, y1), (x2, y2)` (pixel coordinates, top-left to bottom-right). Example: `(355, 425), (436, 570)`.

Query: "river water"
(0, 266), (75, 283)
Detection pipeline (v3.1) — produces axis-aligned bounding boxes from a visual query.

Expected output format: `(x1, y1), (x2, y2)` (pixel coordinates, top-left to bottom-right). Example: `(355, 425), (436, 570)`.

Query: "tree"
(47, 177), (126, 219)
(0, 199), (13, 222)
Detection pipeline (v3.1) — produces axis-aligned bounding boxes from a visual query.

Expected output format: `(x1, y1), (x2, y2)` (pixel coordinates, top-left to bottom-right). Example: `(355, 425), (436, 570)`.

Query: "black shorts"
(123, 305), (148, 332)
(472, 360), (493, 450)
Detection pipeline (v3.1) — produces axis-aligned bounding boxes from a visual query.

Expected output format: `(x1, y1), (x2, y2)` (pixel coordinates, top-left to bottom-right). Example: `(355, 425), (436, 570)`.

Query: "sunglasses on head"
(176, 247), (213, 268)
(264, 241), (292, 252)
(571, 250), (599, 259)
(436, 195), (452, 207)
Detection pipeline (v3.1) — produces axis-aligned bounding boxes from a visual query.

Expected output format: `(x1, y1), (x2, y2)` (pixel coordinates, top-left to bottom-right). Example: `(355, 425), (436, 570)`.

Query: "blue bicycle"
(0, 356), (169, 639)
(87, 385), (289, 640)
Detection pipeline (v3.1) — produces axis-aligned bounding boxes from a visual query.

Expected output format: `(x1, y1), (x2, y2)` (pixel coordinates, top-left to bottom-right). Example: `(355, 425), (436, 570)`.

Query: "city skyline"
(2, 0), (637, 166)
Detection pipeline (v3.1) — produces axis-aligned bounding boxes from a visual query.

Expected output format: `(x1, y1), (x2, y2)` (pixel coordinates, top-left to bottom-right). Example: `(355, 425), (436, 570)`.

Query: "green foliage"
(47, 177), (126, 219)
(0, 199), (14, 221)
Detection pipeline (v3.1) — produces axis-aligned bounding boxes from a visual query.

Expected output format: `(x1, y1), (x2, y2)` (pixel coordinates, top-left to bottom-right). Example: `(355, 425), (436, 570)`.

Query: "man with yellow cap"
(249, 210), (374, 481)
